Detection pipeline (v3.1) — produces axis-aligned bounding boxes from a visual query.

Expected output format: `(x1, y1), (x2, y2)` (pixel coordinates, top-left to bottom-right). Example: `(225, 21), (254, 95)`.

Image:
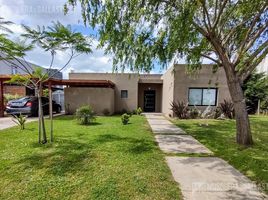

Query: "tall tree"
(4, 21), (92, 144)
(65, 0), (268, 146)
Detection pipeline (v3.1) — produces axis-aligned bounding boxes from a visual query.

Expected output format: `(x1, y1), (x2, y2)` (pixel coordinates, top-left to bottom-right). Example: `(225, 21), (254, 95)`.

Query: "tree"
(243, 72), (268, 114)
(0, 16), (31, 60)
(4, 21), (92, 144)
(64, 0), (268, 146)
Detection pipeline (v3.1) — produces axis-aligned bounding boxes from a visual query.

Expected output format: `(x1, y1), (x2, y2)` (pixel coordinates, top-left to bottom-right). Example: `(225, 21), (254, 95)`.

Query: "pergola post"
(49, 81), (53, 142)
(0, 80), (4, 117)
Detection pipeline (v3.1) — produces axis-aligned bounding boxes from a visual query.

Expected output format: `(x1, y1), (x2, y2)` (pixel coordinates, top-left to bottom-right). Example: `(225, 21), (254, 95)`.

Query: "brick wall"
(3, 85), (26, 96)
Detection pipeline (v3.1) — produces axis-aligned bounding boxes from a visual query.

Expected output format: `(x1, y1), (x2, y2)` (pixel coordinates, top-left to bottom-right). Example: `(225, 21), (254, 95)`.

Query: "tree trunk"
(37, 85), (47, 144)
(224, 67), (253, 146)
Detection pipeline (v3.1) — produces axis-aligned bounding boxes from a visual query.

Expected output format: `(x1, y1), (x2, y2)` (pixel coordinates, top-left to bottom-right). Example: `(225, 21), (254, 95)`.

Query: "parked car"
(5, 96), (61, 116)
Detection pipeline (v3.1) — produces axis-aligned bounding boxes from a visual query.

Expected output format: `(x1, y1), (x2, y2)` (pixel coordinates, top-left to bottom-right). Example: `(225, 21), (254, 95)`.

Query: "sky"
(0, 0), (167, 78)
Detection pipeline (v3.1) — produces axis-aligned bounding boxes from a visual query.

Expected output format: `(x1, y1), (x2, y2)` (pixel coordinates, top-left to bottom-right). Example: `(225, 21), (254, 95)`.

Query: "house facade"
(65, 64), (231, 116)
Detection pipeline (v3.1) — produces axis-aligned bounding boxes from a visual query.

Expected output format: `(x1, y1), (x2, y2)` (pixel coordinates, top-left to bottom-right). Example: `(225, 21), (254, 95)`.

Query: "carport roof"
(48, 79), (115, 88)
(0, 75), (115, 88)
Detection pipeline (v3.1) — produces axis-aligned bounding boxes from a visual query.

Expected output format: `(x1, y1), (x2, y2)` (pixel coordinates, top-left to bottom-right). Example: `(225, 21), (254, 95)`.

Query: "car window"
(16, 97), (31, 101)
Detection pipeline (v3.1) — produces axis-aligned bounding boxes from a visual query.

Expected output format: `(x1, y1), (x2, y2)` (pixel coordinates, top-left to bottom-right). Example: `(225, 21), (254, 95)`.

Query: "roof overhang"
(0, 75), (115, 88)
(48, 79), (115, 88)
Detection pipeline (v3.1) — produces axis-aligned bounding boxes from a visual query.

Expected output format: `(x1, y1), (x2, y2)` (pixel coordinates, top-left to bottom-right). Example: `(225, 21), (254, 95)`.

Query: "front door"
(144, 90), (156, 112)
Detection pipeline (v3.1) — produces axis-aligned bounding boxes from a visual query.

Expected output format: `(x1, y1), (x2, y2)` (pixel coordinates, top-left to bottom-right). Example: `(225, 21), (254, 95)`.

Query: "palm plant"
(219, 100), (235, 119)
(170, 101), (189, 119)
(12, 114), (27, 130)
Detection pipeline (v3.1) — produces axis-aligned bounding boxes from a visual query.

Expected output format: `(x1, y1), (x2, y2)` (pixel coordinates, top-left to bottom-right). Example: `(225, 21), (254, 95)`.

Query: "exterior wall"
(172, 64), (231, 111)
(64, 87), (114, 115)
(69, 73), (140, 112)
(3, 85), (26, 96)
(68, 64), (231, 116)
(161, 66), (175, 116)
(138, 83), (162, 112)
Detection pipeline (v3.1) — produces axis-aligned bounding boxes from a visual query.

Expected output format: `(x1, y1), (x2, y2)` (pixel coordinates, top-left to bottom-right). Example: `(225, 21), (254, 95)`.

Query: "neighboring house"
(0, 56), (62, 97)
(65, 64), (231, 116)
(257, 55), (268, 75)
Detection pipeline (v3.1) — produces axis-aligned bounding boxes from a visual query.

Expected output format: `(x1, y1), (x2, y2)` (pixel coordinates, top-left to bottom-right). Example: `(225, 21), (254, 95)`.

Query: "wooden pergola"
(0, 75), (115, 117)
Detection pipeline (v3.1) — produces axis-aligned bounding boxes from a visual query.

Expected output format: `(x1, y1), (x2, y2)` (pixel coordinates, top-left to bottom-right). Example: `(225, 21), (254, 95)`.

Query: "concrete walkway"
(145, 113), (212, 154)
(144, 113), (266, 200)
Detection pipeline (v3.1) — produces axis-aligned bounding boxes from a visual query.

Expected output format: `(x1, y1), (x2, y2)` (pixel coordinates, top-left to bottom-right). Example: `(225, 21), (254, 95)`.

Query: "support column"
(0, 81), (4, 117)
(49, 82), (53, 142)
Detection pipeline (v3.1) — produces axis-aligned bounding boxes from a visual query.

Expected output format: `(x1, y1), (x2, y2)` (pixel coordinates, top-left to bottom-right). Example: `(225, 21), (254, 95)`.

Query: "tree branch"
(240, 47), (268, 81)
(238, 40), (268, 77)
(44, 50), (75, 81)
(242, 21), (268, 53)
(245, 40), (268, 65)
(200, 1), (212, 30)
(236, 5), (267, 60)
(192, 21), (209, 37)
(222, 17), (251, 47)
(212, 0), (228, 28)
(200, 53), (221, 65)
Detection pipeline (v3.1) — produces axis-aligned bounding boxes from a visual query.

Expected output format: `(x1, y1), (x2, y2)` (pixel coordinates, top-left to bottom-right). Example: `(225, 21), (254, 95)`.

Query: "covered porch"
(138, 77), (163, 113)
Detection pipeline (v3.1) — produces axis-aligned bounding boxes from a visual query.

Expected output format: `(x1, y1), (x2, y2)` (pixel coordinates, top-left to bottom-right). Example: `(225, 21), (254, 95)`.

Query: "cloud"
(0, 0), (114, 78)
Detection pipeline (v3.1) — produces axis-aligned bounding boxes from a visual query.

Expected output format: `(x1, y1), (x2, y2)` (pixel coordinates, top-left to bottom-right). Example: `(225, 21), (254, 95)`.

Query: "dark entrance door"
(144, 90), (156, 112)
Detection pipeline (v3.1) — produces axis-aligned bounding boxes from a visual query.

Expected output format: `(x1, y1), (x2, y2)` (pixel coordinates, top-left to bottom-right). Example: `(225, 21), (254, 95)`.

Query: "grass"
(172, 115), (268, 194)
(0, 115), (181, 200)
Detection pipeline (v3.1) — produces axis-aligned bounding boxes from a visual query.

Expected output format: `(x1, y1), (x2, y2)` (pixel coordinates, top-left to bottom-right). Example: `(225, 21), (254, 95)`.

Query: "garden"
(172, 116), (268, 194)
(0, 113), (181, 199)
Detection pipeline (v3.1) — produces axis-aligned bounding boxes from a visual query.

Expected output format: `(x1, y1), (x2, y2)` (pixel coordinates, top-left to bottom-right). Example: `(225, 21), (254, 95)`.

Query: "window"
(11, 66), (18, 74)
(188, 88), (217, 106)
(121, 90), (128, 98)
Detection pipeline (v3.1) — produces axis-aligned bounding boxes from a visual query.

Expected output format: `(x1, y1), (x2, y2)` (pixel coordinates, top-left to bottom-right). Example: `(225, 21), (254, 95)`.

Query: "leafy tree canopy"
(65, 0), (268, 76)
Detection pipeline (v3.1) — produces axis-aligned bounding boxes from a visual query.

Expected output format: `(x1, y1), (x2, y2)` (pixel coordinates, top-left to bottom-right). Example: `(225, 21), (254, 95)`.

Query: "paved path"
(0, 113), (64, 130)
(0, 117), (38, 130)
(144, 113), (266, 200)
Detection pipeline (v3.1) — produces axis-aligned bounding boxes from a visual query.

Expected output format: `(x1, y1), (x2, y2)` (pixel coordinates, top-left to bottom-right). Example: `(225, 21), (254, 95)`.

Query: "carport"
(0, 75), (115, 117)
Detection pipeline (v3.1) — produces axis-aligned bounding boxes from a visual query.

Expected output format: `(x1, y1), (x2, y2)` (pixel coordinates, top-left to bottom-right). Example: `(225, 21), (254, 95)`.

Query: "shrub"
(170, 101), (189, 119)
(12, 113), (27, 130)
(102, 108), (110, 116)
(121, 113), (130, 125)
(219, 100), (235, 119)
(136, 107), (143, 115)
(76, 105), (96, 125)
(189, 107), (200, 119)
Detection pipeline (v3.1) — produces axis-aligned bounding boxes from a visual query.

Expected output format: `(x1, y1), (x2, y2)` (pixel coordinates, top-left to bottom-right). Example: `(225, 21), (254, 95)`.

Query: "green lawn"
(172, 115), (268, 194)
(0, 115), (181, 200)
